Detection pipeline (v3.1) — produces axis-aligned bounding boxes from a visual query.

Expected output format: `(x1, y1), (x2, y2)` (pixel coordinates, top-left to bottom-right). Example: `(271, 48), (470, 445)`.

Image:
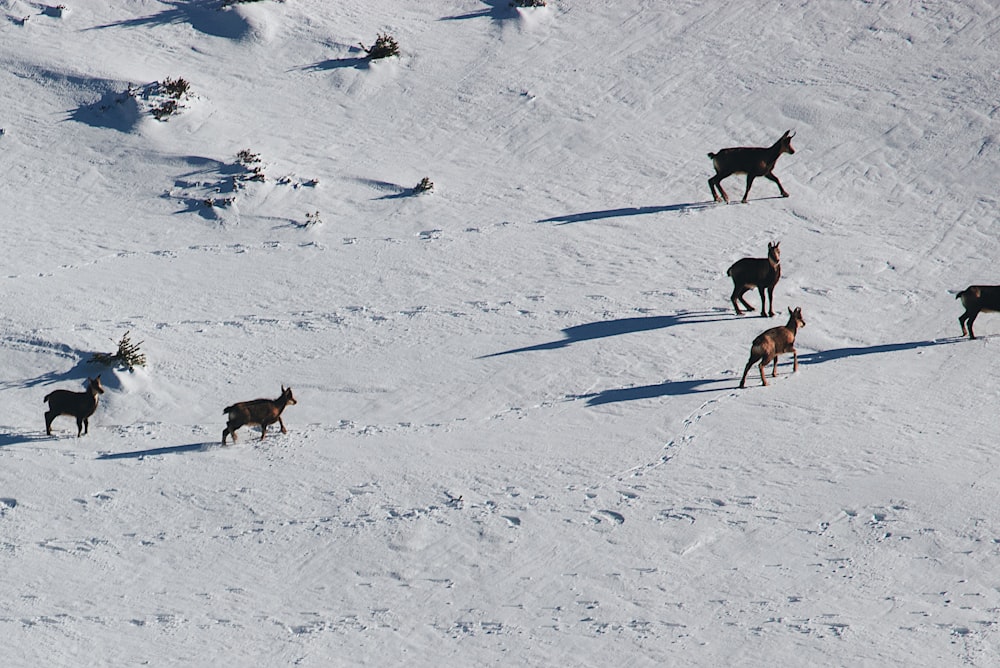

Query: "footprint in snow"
(591, 509), (625, 525)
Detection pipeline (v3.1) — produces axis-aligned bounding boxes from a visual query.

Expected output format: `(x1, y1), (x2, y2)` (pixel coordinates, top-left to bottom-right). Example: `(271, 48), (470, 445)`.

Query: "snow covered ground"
(1, 0), (999, 664)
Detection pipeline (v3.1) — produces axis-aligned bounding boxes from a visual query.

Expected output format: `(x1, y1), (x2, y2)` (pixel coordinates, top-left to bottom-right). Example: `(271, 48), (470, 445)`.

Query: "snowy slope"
(1, 0), (1000, 665)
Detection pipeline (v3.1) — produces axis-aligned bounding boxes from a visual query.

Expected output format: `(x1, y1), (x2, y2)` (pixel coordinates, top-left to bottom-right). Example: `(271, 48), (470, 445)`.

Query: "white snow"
(1, 0), (999, 664)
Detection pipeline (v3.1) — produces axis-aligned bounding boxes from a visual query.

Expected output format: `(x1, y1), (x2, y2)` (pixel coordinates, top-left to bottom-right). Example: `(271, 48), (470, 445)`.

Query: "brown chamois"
(708, 130), (795, 204)
(739, 307), (805, 388)
(222, 385), (297, 445)
(957, 285), (1000, 339)
(44, 375), (105, 437)
(727, 241), (781, 317)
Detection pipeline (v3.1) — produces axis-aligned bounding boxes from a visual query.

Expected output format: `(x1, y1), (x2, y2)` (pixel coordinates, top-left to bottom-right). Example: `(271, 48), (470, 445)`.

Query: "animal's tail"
(957, 287), (978, 302)
(43, 392), (53, 403)
(726, 266), (733, 277)
(707, 152), (716, 160)
(222, 405), (235, 414)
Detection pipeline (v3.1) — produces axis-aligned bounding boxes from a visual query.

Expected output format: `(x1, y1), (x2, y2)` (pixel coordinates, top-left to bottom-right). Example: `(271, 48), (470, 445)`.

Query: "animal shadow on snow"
(798, 338), (959, 365)
(97, 443), (212, 460)
(441, 1), (518, 21)
(582, 338), (961, 407)
(86, 1), (252, 39)
(581, 377), (732, 406)
(537, 202), (717, 225)
(482, 310), (733, 358)
(0, 432), (56, 448)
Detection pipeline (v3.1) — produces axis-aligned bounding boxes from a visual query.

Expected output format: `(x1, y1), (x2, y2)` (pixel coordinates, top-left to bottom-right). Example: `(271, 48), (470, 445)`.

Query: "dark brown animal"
(728, 241), (781, 317)
(44, 375), (105, 437)
(708, 130), (796, 203)
(739, 307), (805, 388)
(222, 385), (297, 445)
(957, 285), (1000, 339)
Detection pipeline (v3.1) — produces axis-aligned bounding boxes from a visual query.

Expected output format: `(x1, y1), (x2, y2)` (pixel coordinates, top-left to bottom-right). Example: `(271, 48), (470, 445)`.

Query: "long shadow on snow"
(581, 377), (732, 406)
(0, 432), (56, 448)
(799, 338), (960, 365)
(441, 1), (517, 21)
(298, 53), (371, 72)
(86, 1), (251, 39)
(582, 338), (963, 407)
(538, 196), (793, 225)
(482, 310), (732, 358)
(538, 202), (717, 224)
(97, 443), (212, 460)
(0, 347), (102, 391)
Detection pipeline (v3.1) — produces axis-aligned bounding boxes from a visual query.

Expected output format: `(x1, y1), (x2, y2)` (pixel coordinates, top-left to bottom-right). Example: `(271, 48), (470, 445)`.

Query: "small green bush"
(89, 331), (147, 372)
(360, 33), (400, 60)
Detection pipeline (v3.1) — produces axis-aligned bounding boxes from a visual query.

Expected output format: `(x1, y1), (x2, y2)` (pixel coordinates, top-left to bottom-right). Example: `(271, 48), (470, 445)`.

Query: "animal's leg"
(771, 355), (779, 378)
(76, 416), (84, 437)
(959, 312), (969, 337)
(278, 416), (287, 434)
(710, 175), (729, 203)
(764, 172), (789, 198)
(45, 410), (55, 436)
(260, 423), (268, 440)
(765, 286), (775, 317)
(741, 175), (756, 203)
(759, 359), (769, 386)
(222, 428), (229, 445)
(740, 352), (761, 388)
(792, 348), (798, 372)
(731, 287), (748, 315)
(967, 311), (979, 339)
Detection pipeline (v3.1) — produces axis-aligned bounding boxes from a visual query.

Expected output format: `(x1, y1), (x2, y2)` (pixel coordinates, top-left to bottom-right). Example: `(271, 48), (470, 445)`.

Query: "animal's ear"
(786, 129), (795, 138)
(788, 307), (793, 315)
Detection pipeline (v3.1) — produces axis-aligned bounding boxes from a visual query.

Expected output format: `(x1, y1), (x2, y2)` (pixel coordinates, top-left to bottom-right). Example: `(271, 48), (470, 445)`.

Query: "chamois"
(222, 385), (297, 445)
(739, 307), (805, 388)
(957, 285), (1000, 339)
(708, 130), (796, 204)
(727, 241), (781, 317)
(44, 375), (105, 437)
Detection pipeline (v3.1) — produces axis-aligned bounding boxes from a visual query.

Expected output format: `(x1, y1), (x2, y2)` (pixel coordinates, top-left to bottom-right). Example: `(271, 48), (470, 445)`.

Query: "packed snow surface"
(1, 0), (999, 665)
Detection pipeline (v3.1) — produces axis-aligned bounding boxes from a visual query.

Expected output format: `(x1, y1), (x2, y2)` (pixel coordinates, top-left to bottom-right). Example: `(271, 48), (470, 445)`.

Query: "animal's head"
(781, 130), (796, 155)
(768, 241), (781, 262)
(281, 385), (297, 405)
(788, 306), (805, 328)
(88, 376), (105, 394)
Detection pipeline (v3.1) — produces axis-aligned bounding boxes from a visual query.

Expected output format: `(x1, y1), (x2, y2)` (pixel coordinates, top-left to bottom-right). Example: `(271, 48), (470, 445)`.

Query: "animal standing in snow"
(739, 307), (805, 388)
(222, 385), (297, 445)
(708, 130), (796, 204)
(728, 241), (781, 317)
(956, 285), (1000, 339)
(44, 375), (105, 437)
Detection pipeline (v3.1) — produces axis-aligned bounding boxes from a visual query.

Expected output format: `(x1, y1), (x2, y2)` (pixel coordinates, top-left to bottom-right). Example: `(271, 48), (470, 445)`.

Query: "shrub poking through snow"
(360, 33), (400, 60)
(511, 0), (546, 6)
(303, 211), (322, 227)
(414, 177), (434, 194)
(126, 77), (193, 122)
(236, 149), (266, 183)
(89, 331), (147, 371)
